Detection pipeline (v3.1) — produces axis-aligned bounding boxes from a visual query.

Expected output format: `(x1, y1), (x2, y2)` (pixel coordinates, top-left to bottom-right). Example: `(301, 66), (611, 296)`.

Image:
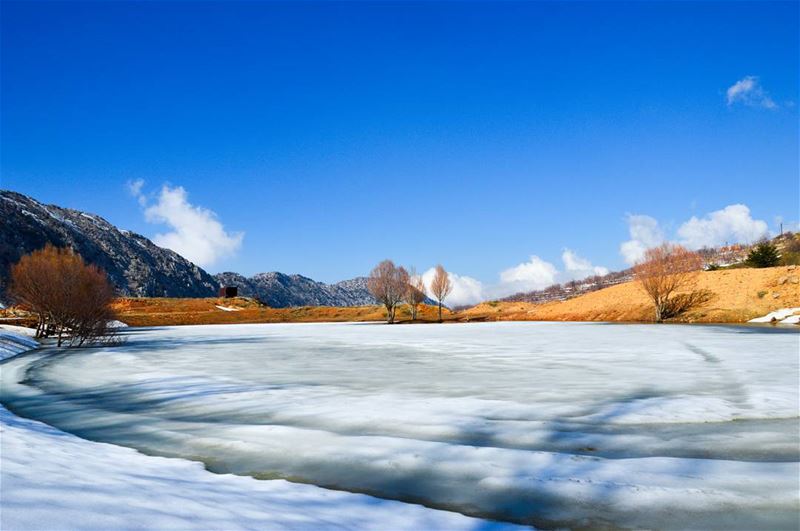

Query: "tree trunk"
(438, 301), (442, 322)
(387, 304), (395, 324)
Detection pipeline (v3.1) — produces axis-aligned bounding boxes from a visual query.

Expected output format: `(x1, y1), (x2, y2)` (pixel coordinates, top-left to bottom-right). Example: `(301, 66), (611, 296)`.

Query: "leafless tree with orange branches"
(429, 264), (453, 322)
(367, 260), (409, 324)
(10, 244), (118, 346)
(404, 268), (427, 320)
(633, 243), (706, 322)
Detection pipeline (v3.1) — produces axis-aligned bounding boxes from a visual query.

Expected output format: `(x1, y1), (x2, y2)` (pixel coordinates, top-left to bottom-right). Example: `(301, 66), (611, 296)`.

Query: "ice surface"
(2, 322), (798, 529)
(0, 327), (518, 531)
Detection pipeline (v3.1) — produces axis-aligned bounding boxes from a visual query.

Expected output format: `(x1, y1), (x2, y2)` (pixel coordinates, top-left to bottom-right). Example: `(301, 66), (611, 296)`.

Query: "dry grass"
(112, 297), (453, 327)
(460, 266), (800, 324)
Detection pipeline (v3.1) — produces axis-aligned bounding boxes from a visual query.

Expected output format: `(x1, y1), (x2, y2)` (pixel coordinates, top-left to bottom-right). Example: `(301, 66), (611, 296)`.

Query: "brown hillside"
(461, 266), (800, 323)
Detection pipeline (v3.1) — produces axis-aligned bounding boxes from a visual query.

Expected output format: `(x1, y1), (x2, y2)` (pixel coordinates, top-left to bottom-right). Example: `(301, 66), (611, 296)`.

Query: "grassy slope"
(461, 266), (800, 323)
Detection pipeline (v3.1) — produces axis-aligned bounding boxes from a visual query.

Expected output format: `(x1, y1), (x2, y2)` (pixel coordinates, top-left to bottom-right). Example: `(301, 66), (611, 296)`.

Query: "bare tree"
(633, 243), (704, 322)
(367, 260), (409, 324)
(405, 268), (427, 321)
(429, 264), (453, 322)
(65, 265), (118, 346)
(10, 245), (118, 346)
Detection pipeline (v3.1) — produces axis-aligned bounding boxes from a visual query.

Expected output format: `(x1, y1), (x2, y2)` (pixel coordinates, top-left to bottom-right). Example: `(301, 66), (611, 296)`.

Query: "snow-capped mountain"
(0, 191), (219, 298)
(214, 272), (378, 308)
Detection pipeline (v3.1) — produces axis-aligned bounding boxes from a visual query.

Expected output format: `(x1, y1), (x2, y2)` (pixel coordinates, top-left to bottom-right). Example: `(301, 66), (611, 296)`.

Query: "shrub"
(757, 290), (767, 299)
(780, 251), (800, 266)
(784, 233), (800, 254)
(10, 244), (118, 347)
(705, 263), (721, 271)
(746, 241), (780, 268)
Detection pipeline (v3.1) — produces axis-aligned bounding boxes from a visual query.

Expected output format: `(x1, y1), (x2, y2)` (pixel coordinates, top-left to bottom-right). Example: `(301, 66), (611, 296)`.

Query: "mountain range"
(214, 272), (376, 307)
(0, 191), (379, 307)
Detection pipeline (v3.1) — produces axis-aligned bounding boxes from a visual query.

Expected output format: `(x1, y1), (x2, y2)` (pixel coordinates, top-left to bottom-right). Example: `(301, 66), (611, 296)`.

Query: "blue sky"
(2, 1), (798, 304)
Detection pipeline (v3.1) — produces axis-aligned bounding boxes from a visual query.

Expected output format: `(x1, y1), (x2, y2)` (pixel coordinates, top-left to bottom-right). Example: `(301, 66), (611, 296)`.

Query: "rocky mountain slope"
(214, 272), (378, 307)
(0, 191), (218, 298)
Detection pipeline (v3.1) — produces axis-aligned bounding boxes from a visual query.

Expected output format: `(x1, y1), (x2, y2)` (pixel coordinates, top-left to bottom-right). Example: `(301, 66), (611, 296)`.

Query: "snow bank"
(1, 404), (515, 531)
(749, 307), (800, 324)
(0, 323), (37, 338)
(0, 326), (38, 360)
(0, 326), (523, 531)
(215, 305), (241, 312)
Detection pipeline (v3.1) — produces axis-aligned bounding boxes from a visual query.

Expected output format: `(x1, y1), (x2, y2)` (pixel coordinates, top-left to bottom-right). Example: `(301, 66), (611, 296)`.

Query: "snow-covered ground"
(749, 307), (800, 324)
(0, 326), (523, 531)
(0, 324), (38, 356)
(2, 321), (798, 529)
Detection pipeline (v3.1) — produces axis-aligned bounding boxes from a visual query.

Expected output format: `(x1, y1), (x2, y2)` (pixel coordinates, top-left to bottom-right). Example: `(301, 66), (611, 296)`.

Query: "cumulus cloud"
(619, 214), (665, 265)
(619, 204), (770, 264)
(421, 267), (485, 308)
(130, 182), (243, 268)
(561, 249), (610, 280)
(677, 204), (768, 249)
(498, 256), (559, 294)
(726, 76), (777, 109)
(126, 179), (147, 206)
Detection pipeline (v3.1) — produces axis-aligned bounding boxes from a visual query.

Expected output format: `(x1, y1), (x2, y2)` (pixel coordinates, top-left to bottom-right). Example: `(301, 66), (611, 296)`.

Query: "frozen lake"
(2, 322), (798, 529)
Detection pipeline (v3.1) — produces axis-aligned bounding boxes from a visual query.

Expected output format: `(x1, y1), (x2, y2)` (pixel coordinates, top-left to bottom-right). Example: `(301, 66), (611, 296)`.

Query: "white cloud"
(619, 204), (770, 264)
(126, 179), (147, 206)
(620, 214), (664, 265)
(127, 178), (144, 197)
(726, 76), (777, 109)
(131, 183), (243, 268)
(561, 249), (609, 279)
(498, 256), (558, 294)
(677, 204), (768, 249)
(421, 268), (485, 308)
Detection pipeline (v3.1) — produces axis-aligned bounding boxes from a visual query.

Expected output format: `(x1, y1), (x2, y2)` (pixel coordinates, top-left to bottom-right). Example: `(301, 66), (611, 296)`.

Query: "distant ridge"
(214, 272), (378, 308)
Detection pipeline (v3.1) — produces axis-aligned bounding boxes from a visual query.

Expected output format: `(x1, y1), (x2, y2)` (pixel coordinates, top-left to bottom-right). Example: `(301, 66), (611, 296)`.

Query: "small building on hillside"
(218, 286), (238, 298)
